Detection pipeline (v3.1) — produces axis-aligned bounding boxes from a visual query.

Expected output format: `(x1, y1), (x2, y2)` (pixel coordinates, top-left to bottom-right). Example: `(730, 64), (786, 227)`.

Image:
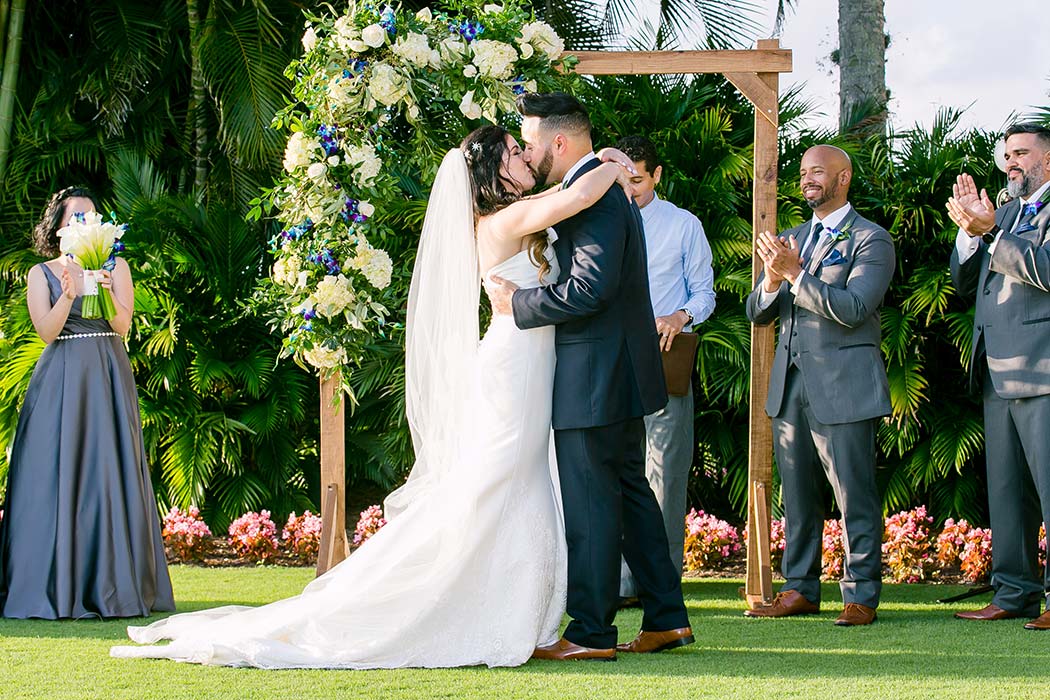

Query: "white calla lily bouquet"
(56, 211), (127, 320)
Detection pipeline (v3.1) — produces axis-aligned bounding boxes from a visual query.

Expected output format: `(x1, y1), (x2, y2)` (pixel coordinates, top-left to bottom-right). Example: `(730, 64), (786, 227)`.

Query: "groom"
(487, 93), (693, 661)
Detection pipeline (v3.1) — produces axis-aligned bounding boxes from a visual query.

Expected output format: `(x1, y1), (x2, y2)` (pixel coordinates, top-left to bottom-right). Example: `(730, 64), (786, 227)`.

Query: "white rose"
(358, 201), (375, 217)
(415, 8), (432, 22)
(407, 104), (420, 121)
(327, 155), (340, 166)
(348, 39), (369, 53)
(518, 42), (534, 59)
(463, 64), (478, 78)
(301, 26), (318, 52)
(519, 21), (564, 60)
(361, 23), (387, 49)
(307, 162), (328, 181)
(483, 4), (504, 13)
(459, 90), (483, 120)
(525, 79), (537, 92)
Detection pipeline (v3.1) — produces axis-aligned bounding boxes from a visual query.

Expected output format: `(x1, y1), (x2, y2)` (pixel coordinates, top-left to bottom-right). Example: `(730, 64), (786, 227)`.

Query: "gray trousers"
(982, 366), (1050, 616)
(620, 391), (693, 597)
(774, 367), (882, 609)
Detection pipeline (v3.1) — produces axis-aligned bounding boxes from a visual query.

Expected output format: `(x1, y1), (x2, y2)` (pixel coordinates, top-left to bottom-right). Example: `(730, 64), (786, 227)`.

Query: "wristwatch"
(679, 308), (694, 325)
(981, 225), (1002, 245)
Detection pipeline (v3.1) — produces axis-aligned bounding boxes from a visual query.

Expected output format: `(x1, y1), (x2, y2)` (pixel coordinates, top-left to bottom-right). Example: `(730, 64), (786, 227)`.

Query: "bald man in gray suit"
(948, 123), (1050, 630)
(745, 145), (894, 627)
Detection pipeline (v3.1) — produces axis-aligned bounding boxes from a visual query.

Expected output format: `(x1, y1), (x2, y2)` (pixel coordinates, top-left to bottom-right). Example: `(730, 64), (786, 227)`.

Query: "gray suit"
(746, 206), (894, 609)
(951, 199), (1050, 616)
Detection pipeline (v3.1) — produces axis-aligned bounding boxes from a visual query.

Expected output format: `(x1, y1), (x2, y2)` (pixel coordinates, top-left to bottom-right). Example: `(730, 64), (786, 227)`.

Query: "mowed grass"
(0, 566), (1044, 700)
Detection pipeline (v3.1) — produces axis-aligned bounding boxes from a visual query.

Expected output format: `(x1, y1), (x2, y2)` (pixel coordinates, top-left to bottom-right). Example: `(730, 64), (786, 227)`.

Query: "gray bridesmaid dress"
(0, 263), (175, 619)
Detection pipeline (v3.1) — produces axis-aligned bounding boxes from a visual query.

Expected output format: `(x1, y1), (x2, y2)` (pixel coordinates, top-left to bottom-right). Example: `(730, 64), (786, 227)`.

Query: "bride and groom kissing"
(111, 92), (694, 669)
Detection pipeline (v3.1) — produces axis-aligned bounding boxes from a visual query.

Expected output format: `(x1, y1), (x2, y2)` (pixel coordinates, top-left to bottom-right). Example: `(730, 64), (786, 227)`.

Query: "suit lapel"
(806, 210), (858, 275)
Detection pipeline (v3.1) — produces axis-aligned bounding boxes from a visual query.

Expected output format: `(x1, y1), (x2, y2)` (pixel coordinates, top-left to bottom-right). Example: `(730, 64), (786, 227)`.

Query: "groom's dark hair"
(516, 92), (591, 137)
(1005, 122), (1050, 149)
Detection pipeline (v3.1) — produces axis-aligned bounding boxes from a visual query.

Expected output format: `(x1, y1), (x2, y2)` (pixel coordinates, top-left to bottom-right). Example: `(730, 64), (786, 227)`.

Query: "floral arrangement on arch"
(255, 1), (574, 383)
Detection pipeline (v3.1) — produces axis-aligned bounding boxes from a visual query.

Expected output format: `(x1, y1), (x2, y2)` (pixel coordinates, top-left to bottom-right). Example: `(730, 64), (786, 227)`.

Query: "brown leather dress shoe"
(834, 603), (877, 626)
(954, 604), (1020, 621)
(743, 590), (819, 618)
(616, 627), (695, 653)
(1024, 610), (1050, 630)
(531, 637), (616, 662)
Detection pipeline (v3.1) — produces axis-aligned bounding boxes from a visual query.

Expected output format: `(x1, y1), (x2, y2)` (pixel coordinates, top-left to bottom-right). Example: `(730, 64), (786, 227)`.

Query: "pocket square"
(821, 249), (847, 266)
(1016, 223), (1038, 234)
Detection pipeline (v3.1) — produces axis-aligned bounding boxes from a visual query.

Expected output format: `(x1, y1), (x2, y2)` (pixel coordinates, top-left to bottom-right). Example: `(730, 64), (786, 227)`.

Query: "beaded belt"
(55, 332), (119, 340)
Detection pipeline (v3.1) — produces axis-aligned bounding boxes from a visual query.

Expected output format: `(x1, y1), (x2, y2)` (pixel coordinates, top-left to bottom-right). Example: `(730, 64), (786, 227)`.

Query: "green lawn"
(0, 566), (1043, 699)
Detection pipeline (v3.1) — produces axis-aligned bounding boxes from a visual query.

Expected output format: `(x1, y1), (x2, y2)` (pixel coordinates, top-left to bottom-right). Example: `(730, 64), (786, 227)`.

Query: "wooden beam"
(316, 373), (349, 576)
(570, 49), (792, 76)
(744, 38), (780, 608)
(724, 72), (778, 129)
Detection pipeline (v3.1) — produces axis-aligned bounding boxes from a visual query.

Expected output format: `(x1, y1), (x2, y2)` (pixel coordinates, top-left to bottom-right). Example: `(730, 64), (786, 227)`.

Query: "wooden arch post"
(316, 43), (792, 604)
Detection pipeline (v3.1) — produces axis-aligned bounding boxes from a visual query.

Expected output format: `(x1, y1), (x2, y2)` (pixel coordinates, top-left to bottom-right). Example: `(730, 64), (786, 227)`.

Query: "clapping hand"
(485, 275), (518, 315)
(755, 230), (802, 290)
(946, 173), (996, 237)
(58, 256), (80, 301)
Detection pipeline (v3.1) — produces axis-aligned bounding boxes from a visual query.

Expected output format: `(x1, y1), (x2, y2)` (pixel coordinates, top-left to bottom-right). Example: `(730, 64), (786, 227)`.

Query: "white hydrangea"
(392, 32), (433, 69)
(310, 274), (357, 319)
(459, 90), (482, 120)
(327, 73), (364, 113)
(272, 255), (303, 287)
(361, 23), (387, 49)
(518, 21), (564, 60)
(483, 4), (504, 13)
(345, 143), (382, 187)
(303, 344), (349, 370)
(368, 62), (408, 107)
(347, 243), (393, 290)
(307, 162), (328, 181)
(283, 132), (315, 173)
(471, 40), (518, 79)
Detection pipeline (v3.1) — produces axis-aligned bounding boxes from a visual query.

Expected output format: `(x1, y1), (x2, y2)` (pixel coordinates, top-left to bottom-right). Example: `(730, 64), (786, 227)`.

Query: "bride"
(110, 125), (634, 669)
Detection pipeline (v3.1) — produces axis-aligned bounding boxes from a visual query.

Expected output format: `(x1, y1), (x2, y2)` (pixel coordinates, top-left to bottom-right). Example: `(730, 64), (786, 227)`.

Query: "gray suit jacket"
(746, 207), (895, 425)
(950, 199), (1050, 398)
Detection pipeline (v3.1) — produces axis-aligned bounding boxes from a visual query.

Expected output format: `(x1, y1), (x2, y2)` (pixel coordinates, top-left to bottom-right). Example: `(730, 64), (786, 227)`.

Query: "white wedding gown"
(110, 236), (565, 669)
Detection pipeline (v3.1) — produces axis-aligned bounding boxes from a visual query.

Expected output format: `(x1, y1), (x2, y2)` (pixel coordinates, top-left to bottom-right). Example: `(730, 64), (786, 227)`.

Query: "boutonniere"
(821, 249), (848, 267)
(825, 223), (853, 242)
(1023, 200), (1045, 217)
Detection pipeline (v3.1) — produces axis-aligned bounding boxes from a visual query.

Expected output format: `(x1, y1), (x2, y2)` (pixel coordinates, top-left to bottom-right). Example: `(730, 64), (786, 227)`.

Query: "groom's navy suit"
(513, 156), (690, 648)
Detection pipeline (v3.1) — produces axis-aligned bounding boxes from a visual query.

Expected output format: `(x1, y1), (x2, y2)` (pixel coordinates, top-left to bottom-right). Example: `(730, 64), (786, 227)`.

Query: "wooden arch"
(317, 40), (793, 610)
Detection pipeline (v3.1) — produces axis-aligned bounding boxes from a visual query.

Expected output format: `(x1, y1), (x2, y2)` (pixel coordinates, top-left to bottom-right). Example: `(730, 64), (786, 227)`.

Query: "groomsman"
(745, 145), (894, 626)
(947, 123), (1050, 630)
(614, 135), (715, 603)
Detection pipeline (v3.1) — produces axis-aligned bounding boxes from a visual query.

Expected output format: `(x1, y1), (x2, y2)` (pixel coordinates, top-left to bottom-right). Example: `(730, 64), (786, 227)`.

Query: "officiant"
(615, 136), (715, 604)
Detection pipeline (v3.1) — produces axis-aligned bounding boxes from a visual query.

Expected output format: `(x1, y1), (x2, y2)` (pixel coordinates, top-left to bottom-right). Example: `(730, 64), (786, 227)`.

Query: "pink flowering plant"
(282, 510), (324, 562)
(353, 504), (387, 546)
(1040, 524), (1047, 569)
(161, 506), (212, 562)
(935, 518), (971, 569)
(682, 509), (741, 571)
(959, 526), (993, 583)
(228, 510), (280, 563)
(822, 519), (845, 579)
(882, 506), (937, 583)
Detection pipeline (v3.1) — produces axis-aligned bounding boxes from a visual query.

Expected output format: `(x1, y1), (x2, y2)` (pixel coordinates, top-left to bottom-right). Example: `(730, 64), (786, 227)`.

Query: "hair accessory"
(471, 142), (481, 152)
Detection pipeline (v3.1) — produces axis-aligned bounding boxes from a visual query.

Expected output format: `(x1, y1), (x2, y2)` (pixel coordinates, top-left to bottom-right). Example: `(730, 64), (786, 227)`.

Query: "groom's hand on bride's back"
(485, 275), (519, 315)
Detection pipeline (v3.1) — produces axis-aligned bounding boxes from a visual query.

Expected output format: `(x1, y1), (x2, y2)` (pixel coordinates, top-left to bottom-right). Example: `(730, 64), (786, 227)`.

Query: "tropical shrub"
(882, 506), (936, 583)
(682, 509), (741, 571)
(282, 510), (324, 562)
(352, 504), (388, 546)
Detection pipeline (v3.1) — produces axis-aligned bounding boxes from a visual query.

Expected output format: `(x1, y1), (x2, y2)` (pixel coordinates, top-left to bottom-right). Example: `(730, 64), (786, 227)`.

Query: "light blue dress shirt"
(639, 194), (716, 331)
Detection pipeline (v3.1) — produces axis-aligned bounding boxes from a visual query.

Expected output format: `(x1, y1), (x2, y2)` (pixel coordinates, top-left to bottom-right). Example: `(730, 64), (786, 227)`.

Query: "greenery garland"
(255, 0), (576, 385)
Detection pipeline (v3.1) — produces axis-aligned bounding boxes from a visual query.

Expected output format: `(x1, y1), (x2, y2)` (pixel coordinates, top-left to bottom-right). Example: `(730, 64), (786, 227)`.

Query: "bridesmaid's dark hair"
(33, 186), (100, 257)
(460, 125), (549, 280)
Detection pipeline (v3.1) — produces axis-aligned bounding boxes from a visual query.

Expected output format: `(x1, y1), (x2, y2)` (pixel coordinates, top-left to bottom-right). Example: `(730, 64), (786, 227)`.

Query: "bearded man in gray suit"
(744, 145), (894, 627)
(947, 123), (1050, 630)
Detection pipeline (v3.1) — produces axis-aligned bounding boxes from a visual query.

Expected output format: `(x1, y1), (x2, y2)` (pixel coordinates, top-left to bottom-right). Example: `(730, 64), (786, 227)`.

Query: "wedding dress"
(110, 150), (566, 669)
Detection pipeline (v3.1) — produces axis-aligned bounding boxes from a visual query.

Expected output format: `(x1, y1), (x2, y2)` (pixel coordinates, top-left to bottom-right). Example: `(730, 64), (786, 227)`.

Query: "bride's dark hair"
(460, 125), (549, 281)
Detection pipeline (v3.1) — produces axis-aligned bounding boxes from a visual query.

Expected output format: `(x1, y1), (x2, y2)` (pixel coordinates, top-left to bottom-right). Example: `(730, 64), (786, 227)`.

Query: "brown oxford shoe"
(743, 590), (819, 618)
(954, 604), (1021, 621)
(1023, 610), (1050, 630)
(616, 626), (695, 653)
(531, 637), (616, 662)
(834, 603), (877, 626)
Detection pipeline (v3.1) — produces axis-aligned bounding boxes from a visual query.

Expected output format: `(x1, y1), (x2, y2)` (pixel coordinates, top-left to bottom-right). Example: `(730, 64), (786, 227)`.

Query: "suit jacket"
(512, 158), (668, 430)
(951, 199), (1050, 399)
(745, 207), (894, 425)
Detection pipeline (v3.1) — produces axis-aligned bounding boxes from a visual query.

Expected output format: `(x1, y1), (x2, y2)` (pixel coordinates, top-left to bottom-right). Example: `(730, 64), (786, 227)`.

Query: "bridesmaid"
(0, 186), (174, 619)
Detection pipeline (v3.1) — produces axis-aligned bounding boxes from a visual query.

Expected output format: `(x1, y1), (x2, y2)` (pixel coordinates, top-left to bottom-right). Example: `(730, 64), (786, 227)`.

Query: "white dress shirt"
(955, 180), (1050, 263)
(639, 194), (715, 331)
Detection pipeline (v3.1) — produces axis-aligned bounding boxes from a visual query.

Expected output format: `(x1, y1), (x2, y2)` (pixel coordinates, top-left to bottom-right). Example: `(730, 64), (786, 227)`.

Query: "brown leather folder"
(661, 331), (698, 397)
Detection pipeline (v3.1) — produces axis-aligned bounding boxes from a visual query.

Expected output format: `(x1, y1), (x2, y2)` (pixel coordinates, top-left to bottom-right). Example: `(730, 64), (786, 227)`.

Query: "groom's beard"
(529, 147), (554, 186)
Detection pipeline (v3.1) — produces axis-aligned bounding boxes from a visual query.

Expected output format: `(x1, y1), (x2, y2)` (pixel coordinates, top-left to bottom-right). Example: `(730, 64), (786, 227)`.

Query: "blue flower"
(1024, 201), (1045, 216)
(380, 6), (396, 35)
(511, 75), (526, 95)
(112, 240), (126, 253)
